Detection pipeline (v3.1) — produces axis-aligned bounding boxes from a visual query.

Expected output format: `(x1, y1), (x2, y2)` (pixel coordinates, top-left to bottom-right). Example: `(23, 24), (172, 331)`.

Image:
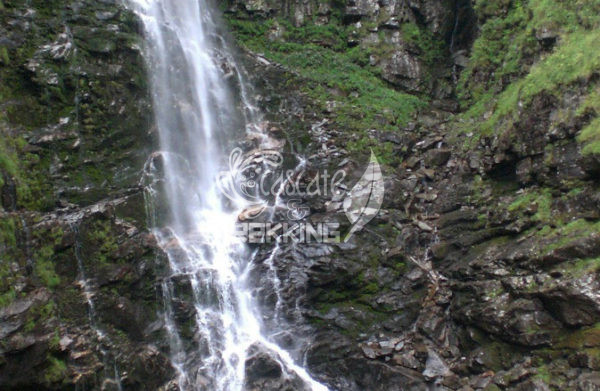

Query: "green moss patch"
(507, 188), (553, 223)
(32, 225), (65, 289)
(538, 219), (600, 253)
(0, 216), (18, 306)
(44, 355), (67, 385)
(225, 16), (427, 164)
(557, 323), (600, 349)
(576, 87), (600, 156)
(457, 0), (600, 142)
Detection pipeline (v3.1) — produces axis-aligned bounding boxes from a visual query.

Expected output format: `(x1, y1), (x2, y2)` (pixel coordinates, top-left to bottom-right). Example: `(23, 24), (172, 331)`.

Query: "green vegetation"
(33, 225), (64, 289)
(35, 258), (61, 288)
(0, 121), (20, 189)
(557, 322), (600, 349)
(0, 56), (56, 210)
(44, 355), (67, 384)
(571, 257), (600, 274)
(0, 0), (152, 210)
(314, 298), (388, 337)
(85, 219), (119, 266)
(576, 87), (600, 156)
(227, 0), (600, 164)
(0, 217), (17, 306)
(508, 188), (553, 223)
(534, 365), (552, 384)
(225, 16), (427, 164)
(485, 30), (600, 132)
(473, 0), (511, 17)
(401, 23), (446, 67)
(458, 0), (600, 142)
(458, 0), (533, 107)
(539, 219), (600, 253)
(22, 301), (55, 333)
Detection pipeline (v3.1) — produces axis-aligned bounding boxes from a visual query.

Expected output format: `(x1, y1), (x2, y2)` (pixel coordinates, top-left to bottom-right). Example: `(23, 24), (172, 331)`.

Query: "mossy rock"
(558, 324), (600, 349)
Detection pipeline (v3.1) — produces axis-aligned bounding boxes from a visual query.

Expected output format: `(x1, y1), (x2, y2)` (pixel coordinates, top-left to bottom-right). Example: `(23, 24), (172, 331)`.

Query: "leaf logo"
(342, 150), (385, 242)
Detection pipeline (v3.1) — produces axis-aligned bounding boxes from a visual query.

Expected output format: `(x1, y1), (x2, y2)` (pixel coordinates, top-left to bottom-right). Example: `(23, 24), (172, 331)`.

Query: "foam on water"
(128, 1), (328, 390)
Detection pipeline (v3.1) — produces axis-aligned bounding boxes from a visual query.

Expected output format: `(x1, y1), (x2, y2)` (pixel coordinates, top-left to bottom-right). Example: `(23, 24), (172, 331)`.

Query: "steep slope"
(223, 0), (600, 390)
(0, 1), (173, 389)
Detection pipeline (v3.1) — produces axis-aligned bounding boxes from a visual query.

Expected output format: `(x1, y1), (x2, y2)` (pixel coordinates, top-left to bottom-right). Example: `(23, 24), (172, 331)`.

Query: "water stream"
(129, 0), (327, 390)
(73, 224), (123, 390)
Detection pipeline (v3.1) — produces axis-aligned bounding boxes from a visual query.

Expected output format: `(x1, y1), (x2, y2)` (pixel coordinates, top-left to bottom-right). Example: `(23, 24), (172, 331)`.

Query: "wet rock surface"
(0, 0), (173, 389)
(1, 0), (600, 390)
(227, 1), (600, 390)
(244, 344), (311, 391)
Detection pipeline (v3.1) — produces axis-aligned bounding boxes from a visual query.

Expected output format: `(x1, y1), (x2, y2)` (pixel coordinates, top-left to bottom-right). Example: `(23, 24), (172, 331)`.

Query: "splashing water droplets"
(129, 0), (327, 390)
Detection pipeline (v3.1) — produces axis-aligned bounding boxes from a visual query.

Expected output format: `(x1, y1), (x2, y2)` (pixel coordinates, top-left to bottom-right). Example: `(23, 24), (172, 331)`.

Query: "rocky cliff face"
(0, 0), (173, 389)
(1, 0), (600, 390)
(224, 0), (600, 390)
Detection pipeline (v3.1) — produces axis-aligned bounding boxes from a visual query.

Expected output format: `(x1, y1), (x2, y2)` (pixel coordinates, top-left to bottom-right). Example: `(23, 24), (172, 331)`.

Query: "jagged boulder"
(244, 344), (311, 391)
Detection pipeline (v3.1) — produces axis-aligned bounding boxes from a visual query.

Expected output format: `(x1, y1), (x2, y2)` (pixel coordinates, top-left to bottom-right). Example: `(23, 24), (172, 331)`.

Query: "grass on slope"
(458, 0), (600, 152)
(576, 87), (600, 156)
(480, 30), (600, 134)
(226, 17), (427, 164)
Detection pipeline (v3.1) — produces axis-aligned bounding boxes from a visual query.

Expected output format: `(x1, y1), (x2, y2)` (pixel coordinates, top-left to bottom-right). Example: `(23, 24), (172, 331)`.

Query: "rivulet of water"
(128, 1), (328, 390)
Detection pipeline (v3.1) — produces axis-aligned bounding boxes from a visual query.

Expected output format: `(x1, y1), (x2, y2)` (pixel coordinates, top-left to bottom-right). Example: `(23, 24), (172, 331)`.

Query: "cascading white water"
(129, 1), (328, 390)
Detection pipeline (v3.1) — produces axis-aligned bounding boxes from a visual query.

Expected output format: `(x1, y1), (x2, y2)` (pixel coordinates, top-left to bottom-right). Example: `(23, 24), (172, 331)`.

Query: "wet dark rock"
(569, 351), (600, 370)
(536, 27), (559, 49)
(425, 148), (452, 167)
(438, 209), (479, 228)
(127, 345), (174, 390)
(1, 175), (17, 211)
(0, 0), (171, 389)
(244, 344), (310, 391)
(581, 153), (600, 177)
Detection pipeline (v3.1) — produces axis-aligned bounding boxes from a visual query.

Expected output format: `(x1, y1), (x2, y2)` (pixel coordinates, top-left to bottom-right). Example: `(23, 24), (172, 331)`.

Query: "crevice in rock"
(448, 0), (477, 52)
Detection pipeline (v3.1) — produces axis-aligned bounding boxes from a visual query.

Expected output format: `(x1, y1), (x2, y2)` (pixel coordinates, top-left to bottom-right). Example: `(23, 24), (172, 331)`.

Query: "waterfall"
(129, 1), (327, 390)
